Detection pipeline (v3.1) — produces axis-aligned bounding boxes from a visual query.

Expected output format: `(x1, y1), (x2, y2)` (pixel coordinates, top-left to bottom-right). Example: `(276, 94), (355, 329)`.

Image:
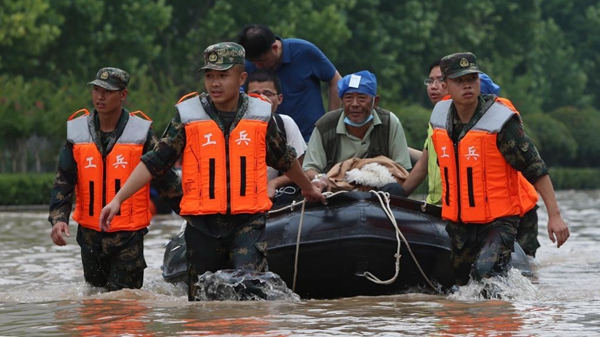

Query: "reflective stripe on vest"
(69, 111), (152, 231)
(177, 95), (272, 215)
(430, 99), (536, 223)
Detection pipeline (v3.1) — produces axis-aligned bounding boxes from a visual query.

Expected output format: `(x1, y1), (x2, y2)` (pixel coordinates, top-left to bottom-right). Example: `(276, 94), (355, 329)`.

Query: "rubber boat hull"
(162, 191), (533, 299)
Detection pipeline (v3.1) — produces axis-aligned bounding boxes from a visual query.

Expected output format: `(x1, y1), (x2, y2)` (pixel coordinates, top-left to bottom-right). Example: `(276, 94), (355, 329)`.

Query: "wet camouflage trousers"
(185, 215), (268, 301)
(517, 206), (540, 257)
(445, 216), (519, 286)
(77, 226), (147, 291)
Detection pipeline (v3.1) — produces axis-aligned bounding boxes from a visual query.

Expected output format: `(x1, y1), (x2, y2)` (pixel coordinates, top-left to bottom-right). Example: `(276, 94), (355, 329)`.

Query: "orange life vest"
(430, 98), (538, 223)
(68, 109), (152, 231)
(176, 94), (272, 215)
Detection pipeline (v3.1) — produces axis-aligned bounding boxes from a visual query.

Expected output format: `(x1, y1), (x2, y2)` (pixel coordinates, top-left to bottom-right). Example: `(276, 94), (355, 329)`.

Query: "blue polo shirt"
(245, 37), (337, 142)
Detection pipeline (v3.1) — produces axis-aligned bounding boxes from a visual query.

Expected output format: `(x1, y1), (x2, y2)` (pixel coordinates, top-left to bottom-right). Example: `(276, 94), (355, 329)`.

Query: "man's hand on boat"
(311, 174), (331, 193)
(302, 184), (327, 204)
(99, 200), (121, 232)
(50, 221), (70, 246)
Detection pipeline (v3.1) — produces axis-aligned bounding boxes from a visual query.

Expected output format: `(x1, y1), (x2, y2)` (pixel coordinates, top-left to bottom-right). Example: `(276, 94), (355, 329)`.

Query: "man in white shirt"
(245, 69), (307, 205)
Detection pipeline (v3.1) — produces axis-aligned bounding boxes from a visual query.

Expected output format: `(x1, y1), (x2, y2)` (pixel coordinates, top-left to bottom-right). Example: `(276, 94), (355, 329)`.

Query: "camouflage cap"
(440, 52), (481, 79)
(199, 42), (245, 72)
(87, 67), (130, 90)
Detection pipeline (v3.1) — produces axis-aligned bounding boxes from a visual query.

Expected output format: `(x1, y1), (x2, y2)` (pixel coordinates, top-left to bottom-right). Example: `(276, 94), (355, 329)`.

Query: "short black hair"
(237, 24), (276, 60)
(428, 59), (441, 73)
(244, 69), (282, 94)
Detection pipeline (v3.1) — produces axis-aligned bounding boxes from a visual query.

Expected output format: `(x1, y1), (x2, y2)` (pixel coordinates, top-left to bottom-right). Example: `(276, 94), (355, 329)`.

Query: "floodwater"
(0, 190), (599, 336)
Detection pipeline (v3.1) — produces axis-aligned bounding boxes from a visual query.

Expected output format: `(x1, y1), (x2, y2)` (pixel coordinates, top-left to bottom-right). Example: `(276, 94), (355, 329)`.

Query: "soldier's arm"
(145, 127), (183, 214)
(265, 117), (297, 173)
(101, 114), (186, 229)
(49, 142), (77, 246)
(499, 117), (569, 247)
(48, 141), (77, 226)
(142, 115), (186, 177)
(497, 116), (548, 184)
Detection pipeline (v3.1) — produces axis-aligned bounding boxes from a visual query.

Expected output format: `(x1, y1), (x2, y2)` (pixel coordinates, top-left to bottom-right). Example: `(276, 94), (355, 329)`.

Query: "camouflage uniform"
(440, 53), (547, 285)
(48, 67), (182, 291)
(141, 42), (297, 300)
(517, 206), (540, 257)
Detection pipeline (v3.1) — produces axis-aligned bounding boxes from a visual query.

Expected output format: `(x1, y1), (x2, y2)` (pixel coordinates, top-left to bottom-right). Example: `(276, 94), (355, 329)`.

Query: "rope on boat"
(355, 190), (401, 285)
(272, 190), (442, 294)
(357, 190), (441, 293)
(280, 191), (346, 292)
(291, 199), (305, 292)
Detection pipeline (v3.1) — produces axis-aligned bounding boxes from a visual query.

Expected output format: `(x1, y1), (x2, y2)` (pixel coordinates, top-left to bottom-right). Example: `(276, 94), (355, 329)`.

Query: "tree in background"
(0, 0), (63, 76)
(550, 106), (600, 167)
(2, 0), (600, 172)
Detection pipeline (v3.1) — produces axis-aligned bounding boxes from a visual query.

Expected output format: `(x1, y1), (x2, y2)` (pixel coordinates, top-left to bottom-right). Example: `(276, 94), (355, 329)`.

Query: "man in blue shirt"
(237, 24), (342, 142)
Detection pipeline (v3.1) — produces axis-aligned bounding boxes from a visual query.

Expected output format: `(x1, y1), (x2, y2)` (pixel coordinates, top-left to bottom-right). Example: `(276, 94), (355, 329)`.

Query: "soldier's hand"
(99, 200), (121, 232)
(302, 185), (326, 204)
(547, 216), (570, 248)
(50, 221), (70, 246)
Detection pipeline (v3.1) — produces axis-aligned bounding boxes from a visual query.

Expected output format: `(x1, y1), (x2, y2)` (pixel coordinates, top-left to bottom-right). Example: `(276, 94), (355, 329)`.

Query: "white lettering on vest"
(235, 130), (251, 145)
(440, 146), (450, 158)
(85, 157), (97, 168)
(465, 146), (480, 161)
(113, 154), (129, 168)
(203, 133), (217, 146)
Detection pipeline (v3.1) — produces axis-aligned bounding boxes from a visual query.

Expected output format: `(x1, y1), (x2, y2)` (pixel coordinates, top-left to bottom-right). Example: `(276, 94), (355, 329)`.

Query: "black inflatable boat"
(161, 191), (533, 299)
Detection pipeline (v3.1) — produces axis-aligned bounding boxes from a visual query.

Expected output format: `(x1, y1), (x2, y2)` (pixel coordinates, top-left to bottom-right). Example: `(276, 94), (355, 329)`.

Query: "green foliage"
(126, 73), (184, 133)
(0, 173), (55, 205)
(550, 106), (600, 166)
(7, 0), (172, 80)
(393, 104), (432, 149)
(522, 113), (577, 166)
(549, 167), (600, 190)
(0, 0), (63, 73)
(3, 0), (600, 179)
(541, 1), (600, 108)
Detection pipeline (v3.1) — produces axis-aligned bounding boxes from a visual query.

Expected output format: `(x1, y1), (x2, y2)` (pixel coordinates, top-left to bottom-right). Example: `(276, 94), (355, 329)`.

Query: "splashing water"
(193, 269), (301, 301)
(449, 269), (539, 301)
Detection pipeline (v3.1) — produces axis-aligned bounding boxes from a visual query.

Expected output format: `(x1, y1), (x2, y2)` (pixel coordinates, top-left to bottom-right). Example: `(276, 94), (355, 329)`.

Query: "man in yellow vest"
(402, 59), (448, 204)
(430, 52), (570, 293)
(49, 67), (182, 291)
(99, 42), (325, 301)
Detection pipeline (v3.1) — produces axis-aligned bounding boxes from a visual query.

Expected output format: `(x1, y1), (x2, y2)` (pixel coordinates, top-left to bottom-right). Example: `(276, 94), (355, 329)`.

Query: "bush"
(550, 106), (600, 166)
(549, 167), (600, 190)
(522, 113), (577, 166)
(0, 173), (55, 206)
(393, 104), (433, 149)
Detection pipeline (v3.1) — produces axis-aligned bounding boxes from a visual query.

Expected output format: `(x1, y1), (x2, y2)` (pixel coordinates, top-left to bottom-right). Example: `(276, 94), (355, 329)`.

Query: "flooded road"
(0, 190), (598, 336)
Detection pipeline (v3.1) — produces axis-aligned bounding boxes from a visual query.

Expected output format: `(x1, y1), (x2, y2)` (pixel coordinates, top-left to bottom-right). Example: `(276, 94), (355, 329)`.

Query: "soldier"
(405, 66), (542, 258)
(49, 67), (181, 291)
(99, 43), (325, 301)
(430, 52), (570, 292)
